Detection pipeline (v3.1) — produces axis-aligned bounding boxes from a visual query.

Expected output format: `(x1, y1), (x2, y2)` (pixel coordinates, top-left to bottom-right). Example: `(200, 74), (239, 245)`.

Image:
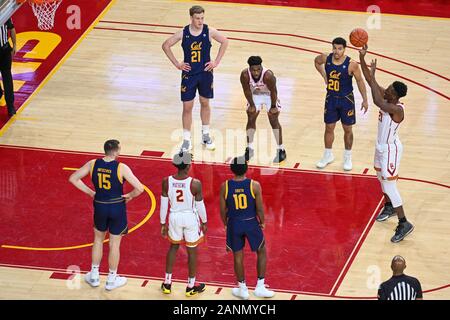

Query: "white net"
(30, 0), (62, 30)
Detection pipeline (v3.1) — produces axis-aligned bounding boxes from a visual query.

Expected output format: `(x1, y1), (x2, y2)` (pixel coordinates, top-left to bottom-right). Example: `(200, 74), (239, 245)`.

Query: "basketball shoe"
(185, 283), (206, 297)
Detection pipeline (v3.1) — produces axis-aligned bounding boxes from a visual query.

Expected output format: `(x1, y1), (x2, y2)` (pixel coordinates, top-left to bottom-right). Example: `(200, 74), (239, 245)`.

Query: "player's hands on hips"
(89, 190), (96, 198)
(247, 104), (257, 114)
(177, 61), (191, 72)
(122, 193), (133, 203)
(161, 224), (168, 238)
(259, 222), (265, 230)
(361, 100), (369, 114)
(359, 44), (368, 57)
(269, 105), (279, 114)
(204, 60), (217, 72)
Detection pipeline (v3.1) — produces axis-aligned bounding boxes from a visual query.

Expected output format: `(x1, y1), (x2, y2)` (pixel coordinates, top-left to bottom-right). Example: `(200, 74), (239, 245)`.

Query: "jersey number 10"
(233, 194), (248, 210)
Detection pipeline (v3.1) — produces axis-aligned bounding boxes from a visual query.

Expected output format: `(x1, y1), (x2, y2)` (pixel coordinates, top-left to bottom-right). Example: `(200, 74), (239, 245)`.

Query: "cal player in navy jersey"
(162, 6), (229, 153)
(219, 157), (275, 299)
(314, 37), (369, 171)
(69, 140), (144, 290)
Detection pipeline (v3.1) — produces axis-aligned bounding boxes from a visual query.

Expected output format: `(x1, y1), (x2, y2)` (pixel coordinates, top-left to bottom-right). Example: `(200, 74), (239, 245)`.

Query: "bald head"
(391, 255), (406, 275)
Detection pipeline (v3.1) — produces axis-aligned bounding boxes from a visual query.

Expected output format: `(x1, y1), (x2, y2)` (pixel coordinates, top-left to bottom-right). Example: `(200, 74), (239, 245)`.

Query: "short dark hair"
(104, 139), (120, 154)
(392, 81), (407, 98)
(247, 56), (262, 67)
(230, 156), (248, 176)
(189, 5), (204, 16)
(173, 151), (192, 170)
(332, 37), (347, 48)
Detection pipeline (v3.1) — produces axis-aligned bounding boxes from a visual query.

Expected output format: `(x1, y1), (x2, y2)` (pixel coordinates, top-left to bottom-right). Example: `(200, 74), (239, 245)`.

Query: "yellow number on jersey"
(327, 79), (340, 92)
(191, 50), (201, 63)
(97, 173), (111, 190)
(233, 194), (248, 210)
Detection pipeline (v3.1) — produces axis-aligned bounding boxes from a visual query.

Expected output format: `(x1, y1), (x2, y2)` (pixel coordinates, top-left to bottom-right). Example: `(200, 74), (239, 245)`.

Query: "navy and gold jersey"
(325, 54), (353, 97)
(225, 179), (257, 221)
(91, 159), (124, 203)
(182, 24), (211, 76)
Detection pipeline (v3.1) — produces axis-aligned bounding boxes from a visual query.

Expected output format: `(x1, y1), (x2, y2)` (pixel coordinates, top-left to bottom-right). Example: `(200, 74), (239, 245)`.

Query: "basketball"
(349, 28), (368, 47)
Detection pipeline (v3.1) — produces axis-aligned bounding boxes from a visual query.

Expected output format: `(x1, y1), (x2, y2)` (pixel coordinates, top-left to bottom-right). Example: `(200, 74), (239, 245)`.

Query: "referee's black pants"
(0, 44), (15, 115)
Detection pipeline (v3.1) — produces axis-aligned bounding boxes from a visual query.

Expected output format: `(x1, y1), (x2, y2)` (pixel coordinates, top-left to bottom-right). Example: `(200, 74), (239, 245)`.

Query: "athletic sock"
(164, 273), (172, 285)
(187, 277), (196, 289)
(183, 129), (191, 141)
(91, 264), (99, 277)
(202, 125), (210, 135)
(248, 143), (254, 149)
(277, 144), (284, 150)
(324, 148), (332, 157)
(344, 149), (352, 157)
(256, 277), (265, 287)
(107, 269), (117, 282)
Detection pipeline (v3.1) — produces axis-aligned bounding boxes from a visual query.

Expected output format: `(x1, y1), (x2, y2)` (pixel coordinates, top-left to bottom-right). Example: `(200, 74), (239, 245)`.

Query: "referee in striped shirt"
(0, 18), (17, 117)
(378, 256), (423, 300)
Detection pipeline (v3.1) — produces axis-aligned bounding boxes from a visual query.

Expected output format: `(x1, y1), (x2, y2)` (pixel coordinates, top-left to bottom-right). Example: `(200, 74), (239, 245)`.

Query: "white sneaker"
(254, 285), (275, 298)
(343, 154), (352, 171)
(105, 276), (127, 291)
(232, 287), (249, 300)
(180, 140), (192, 153)
(84, 272), (100, 288)
(316, 153), (334, 169)
(201, 134), (215, 151)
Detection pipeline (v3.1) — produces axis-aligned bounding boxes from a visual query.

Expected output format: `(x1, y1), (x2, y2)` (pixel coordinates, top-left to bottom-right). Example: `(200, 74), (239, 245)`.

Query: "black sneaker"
(185, 283), (206, 297)
(376, 203), (396, 222)
(161, 282), (171, 294)
(273, 149), (287, 164)
(7, 107), (16, 117)
(244, 147), (254, 161)
(391, 221), (414, 243)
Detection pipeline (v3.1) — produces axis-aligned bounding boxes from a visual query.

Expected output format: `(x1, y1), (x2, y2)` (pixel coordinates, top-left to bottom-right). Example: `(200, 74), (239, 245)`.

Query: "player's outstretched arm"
(314, 53), (328, 85)
(359, 44), (385, 97)
(252, 180), (265, 229)
(162, 29), (191, 72)
(368, 60), (404, 121)
(264, 70), (279, 114)
(350, 62), (369, 114)
(120, 164), (144, 202)
(240, 70), (256, 109)
(219, 182), (228, 228)
(193, 179), (207, 233)
(69, 160), (96, 198)
(205, 27), (229, 71)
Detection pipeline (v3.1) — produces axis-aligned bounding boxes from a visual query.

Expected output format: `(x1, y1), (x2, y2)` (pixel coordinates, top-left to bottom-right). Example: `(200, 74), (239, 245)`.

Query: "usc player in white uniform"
(360, 45), (414, 243)
(160, 152), (208, 296)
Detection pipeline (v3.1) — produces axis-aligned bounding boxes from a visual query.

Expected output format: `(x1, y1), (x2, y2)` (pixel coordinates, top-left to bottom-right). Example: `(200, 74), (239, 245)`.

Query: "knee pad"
(381, 180), (403, 208)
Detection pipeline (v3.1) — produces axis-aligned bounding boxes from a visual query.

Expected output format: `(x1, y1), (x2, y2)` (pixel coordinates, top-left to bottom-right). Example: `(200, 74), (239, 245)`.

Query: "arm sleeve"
(195, 200), (207, 223)
(6, 19), (14, 30)
(160, 196), (169, 224)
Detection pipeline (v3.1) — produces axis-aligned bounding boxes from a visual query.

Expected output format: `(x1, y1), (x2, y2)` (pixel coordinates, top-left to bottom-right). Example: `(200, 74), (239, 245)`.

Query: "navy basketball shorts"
(324, 92), (356, 125)
(93, 201), (128, 236)
(181, 71), (214, 102)
(226, 217), (265, 253)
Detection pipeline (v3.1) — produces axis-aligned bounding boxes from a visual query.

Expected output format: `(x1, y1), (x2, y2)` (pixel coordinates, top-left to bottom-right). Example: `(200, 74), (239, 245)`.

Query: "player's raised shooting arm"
(264, 71), (278, 108)
(120, 164), (144, 201)
(359, 45), (385, 97)
(161, 29), (183, 68)
(252, 181), (265, 226)
(240, 70), (256, 108)
(69, 160), (96, 198)
(193, 179), (207, 224)
(369, 73), (403, 119)
(219, 182), (228, 226)
(209, 27), (229, 66)
(314, 53), (328, 84)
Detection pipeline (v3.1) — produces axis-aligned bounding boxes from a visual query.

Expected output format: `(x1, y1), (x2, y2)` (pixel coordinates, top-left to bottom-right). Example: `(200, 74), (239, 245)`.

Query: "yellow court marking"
(1, 184), (156, 251)
(176, 0), (450, 21)
(0, 0), (117, 138)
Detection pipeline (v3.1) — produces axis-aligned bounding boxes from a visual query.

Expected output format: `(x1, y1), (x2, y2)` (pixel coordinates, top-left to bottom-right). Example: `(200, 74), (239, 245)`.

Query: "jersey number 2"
(176, 190), (184, 202)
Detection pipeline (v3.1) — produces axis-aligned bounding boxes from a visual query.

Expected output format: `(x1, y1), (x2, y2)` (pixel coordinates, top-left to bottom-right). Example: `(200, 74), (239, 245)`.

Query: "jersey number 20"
(327, 79), (340, 92)
(233, 194), (248, 210)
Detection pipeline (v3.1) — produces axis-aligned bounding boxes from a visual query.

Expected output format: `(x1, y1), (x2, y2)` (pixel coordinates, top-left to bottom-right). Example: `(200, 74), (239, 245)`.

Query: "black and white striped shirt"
(0, 18), (14, 47)
(378, 274), (423, 300)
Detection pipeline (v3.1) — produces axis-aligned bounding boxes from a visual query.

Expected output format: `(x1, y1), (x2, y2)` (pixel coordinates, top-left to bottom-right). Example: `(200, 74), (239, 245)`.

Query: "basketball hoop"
(16, 0), (62, 30)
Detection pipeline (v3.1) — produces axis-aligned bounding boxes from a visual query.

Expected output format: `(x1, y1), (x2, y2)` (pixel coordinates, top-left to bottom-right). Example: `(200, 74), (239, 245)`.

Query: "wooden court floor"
(0, 0), (449, 299)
